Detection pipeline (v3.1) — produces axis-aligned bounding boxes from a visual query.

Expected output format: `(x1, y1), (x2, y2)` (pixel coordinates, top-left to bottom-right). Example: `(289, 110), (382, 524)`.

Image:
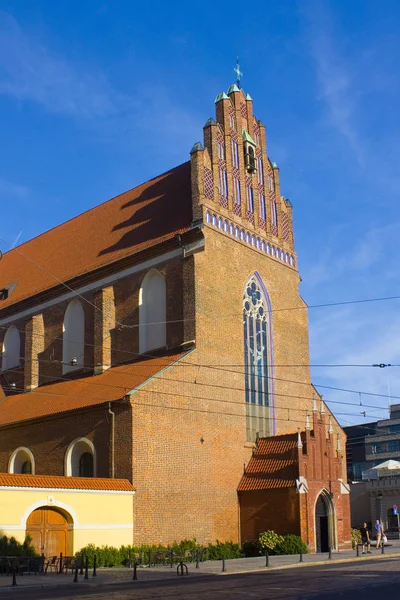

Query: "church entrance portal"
(315, 493), (335, 552)
(26, 508), (69, 556)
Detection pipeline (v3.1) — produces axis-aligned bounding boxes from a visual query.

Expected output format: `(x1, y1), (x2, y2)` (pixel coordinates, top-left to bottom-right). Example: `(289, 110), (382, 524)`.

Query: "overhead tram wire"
(1, 244), (400, 323)
(3, 357), (391, 418)
(1, 250), (399, 405)
(0, 324), (396, 371)
(1, 378), (383, 430)
(1, 321), (399, 403)
(4, 354), (394, 413)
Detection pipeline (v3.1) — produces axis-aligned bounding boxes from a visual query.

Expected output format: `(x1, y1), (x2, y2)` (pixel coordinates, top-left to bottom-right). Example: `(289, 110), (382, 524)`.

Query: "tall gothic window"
(139, 269), (167, 354)
(63, 299), (85, 374)
(1, 325), (20, 371)
(243, 274), (274, 441)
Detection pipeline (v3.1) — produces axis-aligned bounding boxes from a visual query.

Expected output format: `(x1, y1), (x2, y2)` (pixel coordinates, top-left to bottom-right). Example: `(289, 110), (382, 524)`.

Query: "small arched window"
(65, 437), (96, 477)
(63, 299), (85, 374)
(2, 325), (20, 371)
(9, 447), (35, 474)
(245, 145), (256, 174)
(79, 452), (94, 477)
(139, 269), (167, 355)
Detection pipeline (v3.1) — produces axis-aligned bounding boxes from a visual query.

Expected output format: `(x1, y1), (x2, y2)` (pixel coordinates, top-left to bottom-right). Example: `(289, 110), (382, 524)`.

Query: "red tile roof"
(0, 162), (192, 310)
(238, 434), (300, 492)
(0, 352), (185, 427)
(0, 473), (134, 491)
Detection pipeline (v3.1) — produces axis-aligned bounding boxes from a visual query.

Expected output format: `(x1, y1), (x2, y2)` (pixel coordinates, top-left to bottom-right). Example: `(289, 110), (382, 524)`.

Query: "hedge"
(76, 539), (243, 567)
(243, 533), (308, 557)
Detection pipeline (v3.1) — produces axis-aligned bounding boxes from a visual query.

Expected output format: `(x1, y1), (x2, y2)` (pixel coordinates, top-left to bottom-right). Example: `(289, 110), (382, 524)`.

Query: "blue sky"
(1, 0), (400, 426)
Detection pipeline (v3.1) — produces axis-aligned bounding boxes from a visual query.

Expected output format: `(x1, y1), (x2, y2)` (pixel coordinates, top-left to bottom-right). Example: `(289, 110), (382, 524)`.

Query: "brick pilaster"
(24, 314), (44, 391)
(94, 286), (115, 374)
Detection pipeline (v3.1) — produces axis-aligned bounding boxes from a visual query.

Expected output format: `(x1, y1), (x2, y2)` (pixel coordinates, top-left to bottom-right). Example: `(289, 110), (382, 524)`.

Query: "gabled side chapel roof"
(0, 162), (192, 311)
(238, 434), (300, 492)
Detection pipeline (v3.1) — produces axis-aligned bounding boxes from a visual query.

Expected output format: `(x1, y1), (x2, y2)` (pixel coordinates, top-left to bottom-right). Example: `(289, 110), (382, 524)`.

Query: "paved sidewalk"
(1, 541), (400, 591)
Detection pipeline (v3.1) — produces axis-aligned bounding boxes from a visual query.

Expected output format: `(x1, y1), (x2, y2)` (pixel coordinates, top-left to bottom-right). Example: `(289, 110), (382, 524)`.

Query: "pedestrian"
(360, 522), (371, 554)
(374, 519), (384, 549)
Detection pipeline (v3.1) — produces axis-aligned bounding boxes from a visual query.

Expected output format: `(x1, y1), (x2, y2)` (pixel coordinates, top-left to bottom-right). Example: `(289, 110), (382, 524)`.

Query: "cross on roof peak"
(234, 57), (243, 88)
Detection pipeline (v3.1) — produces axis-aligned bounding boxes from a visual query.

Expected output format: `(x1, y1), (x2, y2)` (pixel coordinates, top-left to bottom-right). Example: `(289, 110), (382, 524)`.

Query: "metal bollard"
(79, 555), (84, 575)
(92, 555), (97, 577)
(195, 550), (200, 569)
(222, 558), (226, 572)
(132, 562), (137, 580)
(328, 547), (332, 560)
(84, 556), (89, 580)
(265, 551), (269, 567)
(59, 552), (63, 574)
(381, 541), (385, 554)
(12, 567), (17, 587)
(73, 565), (78, 583)
(177, 562), (188, 576)
(356, 544), (359, 557)
(299, 548), (303, 563)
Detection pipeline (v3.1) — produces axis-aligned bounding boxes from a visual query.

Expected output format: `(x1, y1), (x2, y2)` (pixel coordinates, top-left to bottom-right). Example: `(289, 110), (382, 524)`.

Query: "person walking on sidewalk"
(374, 520), (384, 549)
(360, 523), (371, 554)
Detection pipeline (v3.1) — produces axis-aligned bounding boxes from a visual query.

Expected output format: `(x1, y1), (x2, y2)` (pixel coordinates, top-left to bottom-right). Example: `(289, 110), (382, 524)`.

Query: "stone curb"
(218, 552), (400, 575)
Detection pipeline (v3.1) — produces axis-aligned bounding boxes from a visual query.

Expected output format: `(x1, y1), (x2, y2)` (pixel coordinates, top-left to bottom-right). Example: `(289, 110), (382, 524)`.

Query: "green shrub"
(76, 538), (242, 567)
(351, 528), (362, 549)
(258, 530), (284, 552)
(274, 534), (308, 556)
(242, 540), (262, 557)
(206, 541), (243, 560)
(0, 535), (38, 557)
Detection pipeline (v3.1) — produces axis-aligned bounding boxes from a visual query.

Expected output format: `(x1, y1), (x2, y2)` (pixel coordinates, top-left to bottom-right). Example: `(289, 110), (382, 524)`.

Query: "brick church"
(0, 78), (351, 555)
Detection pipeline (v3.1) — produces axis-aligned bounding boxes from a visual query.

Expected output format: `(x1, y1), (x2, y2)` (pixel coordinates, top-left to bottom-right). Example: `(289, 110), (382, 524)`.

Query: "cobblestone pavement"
(2, 556), (400, 600)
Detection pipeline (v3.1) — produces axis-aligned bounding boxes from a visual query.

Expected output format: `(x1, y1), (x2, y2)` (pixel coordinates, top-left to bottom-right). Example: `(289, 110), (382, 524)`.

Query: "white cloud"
(301, 2), (365, 166)
(0, 12), (117, 118)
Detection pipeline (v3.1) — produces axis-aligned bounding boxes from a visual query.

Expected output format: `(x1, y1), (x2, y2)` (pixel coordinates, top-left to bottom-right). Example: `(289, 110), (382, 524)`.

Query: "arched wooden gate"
(26, 508), (68, 557)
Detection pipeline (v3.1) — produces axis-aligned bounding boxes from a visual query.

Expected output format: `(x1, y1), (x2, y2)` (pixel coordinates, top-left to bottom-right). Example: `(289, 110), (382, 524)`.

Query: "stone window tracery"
(243, 274), (274, 441)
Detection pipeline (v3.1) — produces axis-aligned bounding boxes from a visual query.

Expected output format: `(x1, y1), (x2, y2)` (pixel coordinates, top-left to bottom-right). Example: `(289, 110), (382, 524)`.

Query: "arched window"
(62, 299), (85, 374)
(139, 269), (166, 355)
(65, 437), (95, 477)
(9, 447), (35, 474)
(79, 452), (94, 477)
(2, 325), (20, 371)
(243, 273), (274, 441)
(21, 461), (32, 474)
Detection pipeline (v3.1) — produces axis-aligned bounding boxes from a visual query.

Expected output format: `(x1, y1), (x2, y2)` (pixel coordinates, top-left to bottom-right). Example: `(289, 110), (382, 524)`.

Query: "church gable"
(190, 84), (295, 266)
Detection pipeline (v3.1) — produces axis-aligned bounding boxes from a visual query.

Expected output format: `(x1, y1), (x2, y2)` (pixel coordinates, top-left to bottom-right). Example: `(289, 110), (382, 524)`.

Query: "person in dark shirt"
(360, 523), (371, 553)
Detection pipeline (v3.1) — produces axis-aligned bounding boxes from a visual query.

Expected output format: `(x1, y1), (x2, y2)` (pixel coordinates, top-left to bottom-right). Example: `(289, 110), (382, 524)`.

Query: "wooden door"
(26, 508), (68, 557)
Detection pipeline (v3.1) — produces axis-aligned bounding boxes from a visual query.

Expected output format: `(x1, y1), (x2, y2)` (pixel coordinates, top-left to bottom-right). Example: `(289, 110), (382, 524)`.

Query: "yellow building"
(0, 474), (134, 555)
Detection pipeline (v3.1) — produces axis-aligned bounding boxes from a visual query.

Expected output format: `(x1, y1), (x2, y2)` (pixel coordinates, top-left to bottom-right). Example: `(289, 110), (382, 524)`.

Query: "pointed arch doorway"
(315, 491), (336, 552)
(26, 507), (70, 557)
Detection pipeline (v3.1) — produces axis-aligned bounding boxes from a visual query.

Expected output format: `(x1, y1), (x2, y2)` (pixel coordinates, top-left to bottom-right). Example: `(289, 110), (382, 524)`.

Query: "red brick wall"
(0, 406), (112, 478)
(239, 489), (300, 542)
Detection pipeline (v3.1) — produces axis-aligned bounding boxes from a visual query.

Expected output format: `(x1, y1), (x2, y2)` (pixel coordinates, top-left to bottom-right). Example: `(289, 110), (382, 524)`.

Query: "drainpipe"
(108, 402), (115, 478)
